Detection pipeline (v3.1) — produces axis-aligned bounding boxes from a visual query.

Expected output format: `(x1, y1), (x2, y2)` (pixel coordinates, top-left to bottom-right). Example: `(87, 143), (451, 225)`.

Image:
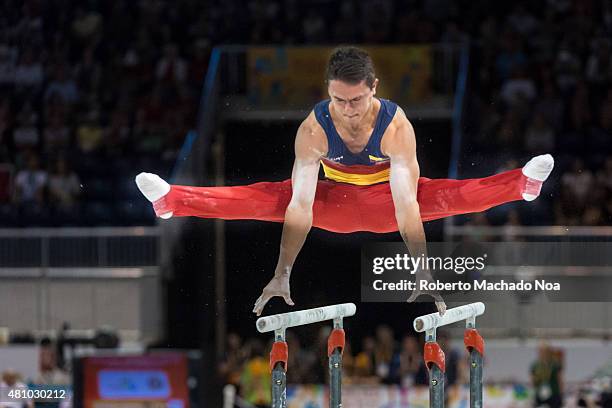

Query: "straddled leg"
(135, 155), (554, 233)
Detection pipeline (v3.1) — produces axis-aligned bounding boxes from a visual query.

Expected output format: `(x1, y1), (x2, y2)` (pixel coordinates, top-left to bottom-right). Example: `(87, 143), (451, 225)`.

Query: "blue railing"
(447, 45), (470, 179)
(170, 47), (222, 183)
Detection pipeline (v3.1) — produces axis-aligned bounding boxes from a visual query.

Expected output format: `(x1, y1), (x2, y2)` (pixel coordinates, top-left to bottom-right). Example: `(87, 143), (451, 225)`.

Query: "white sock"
(135, 172), (173, 218)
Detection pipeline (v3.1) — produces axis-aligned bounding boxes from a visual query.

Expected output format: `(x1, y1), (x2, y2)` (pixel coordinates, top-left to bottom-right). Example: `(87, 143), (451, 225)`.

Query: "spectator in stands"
(507, 4), (539, 37)
(374, 325), (396, 383)
(495, 110), (522, 151)
(103, 109), (131, 156)
(45, 65), (79, 105)
(0, 99), (11, 160)
(394, 11), (419, 43)
(14, 153), (47, 206)
(437, 331), (464, 388)
(48, 158), (80, 211)
(302, 10), (327, 43)
(529, 11), (558, 64)
(599, 391), (612, 408)
(1, 369), (33, 408)
(353, 336), (378, 381)
(561, 159), (593, 211)
(531, 342), (564, 408)
(313, 326), (332, 383)
(606, 197), (612, 224)
(398, 335), (427, 388)
(555, 46), (582, 92)
(42, 113), (71, 156)
(187, 39), (210, 88)
(239, 339), (271, 408)
(569, 82), (593, 129)
(496, 29), (527, 81)
(362, 0), (394, 44)
(524, 111), (555, 154)
(14, 49), (44, 93)
(0, 45), (16, 88)
(559, 94), (591, 154)
(133, 114), (164, 155)
(596, 157), (612, 193)
(74, 46), (101, 98)
(462, 213), (495, 242)
(36, 337), (70, 386)
(133, 89), (166, 154)
(534, 80), (564, 132)
(285, 331), (317, 384)
(582, 204), (605, 226)
(440, 21), (468, 44)
(556, 156), (599, 225)
(589, 104), (612, 155)
(76, 110), (103, 154)
(341, 340), (355, 380)
(12, 107), (39, 152)
(156, 44), (187, 85)
(504, 209), (522, 227)
(0, 164), (13, 205)
(556, 187), (582, 225)
(71, 6), (102, 42)
(218, 333), (247, 388)
(332, 1), (359, 43)
(586, 39), (612, 86)
(500, 67), (537, 108)
(478, 14), (498, 55)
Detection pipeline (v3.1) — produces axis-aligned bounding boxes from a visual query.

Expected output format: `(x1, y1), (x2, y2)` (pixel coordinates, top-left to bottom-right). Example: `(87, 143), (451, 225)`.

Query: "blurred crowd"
(0, 0), (203, 226)
(218, 328), (573, 408)
(218, 327), (466, 407)
(2, 333), (608, 408)
(0, 0), (610, 226)
(0, 338), (70, 408)
(459, 0), (612, 226)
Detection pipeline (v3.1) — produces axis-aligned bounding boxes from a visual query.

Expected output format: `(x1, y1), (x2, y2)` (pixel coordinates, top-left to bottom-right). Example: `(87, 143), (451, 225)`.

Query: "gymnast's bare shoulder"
(294, 111), (328, 161)
(380, 105), (417, 158)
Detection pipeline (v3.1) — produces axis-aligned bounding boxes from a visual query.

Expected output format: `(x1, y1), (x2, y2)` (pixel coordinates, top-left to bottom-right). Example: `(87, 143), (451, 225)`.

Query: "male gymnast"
(135, 47), (554, 316)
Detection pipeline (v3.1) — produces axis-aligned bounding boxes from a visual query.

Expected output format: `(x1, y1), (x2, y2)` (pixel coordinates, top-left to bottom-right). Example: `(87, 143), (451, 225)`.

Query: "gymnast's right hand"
(253, 273), (295, 316)
(407, 269), (447, 315)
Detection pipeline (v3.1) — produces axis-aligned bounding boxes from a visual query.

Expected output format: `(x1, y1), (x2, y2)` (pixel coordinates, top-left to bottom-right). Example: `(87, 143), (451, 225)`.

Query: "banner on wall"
(286, 384), (532, 408)
(247, 46), (433, 108)
(81, 354), (190, 408)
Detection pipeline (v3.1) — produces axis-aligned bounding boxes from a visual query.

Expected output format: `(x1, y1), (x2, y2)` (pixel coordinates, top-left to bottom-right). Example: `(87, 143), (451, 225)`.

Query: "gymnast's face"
(328, 79), (378, 125)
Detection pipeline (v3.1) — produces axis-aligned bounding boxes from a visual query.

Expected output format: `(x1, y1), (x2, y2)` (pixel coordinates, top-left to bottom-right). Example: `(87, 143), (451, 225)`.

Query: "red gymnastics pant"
(154, 168), (530, 234)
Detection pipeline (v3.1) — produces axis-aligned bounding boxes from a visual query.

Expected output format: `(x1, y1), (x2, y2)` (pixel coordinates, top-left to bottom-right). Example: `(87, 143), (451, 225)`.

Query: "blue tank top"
(313, 98), (398, 185)
(314, 98), (397, 165)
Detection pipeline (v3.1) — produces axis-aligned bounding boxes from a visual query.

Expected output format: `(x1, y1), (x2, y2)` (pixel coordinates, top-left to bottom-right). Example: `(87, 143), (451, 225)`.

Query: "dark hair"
(326, 46), (376, 88)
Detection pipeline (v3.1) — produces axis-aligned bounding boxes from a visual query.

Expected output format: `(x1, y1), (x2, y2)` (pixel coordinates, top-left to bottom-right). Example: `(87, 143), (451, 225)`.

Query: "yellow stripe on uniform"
(321, 162), (390, 185)
(368, 155), (388, 162)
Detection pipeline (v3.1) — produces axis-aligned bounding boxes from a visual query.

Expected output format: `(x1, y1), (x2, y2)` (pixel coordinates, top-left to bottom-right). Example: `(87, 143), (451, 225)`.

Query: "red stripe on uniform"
(321, 158), (390, 175)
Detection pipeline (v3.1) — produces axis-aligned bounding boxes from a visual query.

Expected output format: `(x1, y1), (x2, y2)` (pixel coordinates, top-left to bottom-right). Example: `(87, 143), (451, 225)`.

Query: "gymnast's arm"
(252, 113), (326, 316)
(383, 111), (446, 314)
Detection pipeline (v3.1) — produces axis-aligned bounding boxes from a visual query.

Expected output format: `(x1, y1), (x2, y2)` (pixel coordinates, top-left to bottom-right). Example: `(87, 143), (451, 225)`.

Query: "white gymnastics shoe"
(521, 154), (554, 201)
(135, 172), (173, 219)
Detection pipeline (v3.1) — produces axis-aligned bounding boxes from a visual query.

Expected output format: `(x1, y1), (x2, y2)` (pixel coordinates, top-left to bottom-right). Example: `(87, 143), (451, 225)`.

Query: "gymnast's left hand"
(252, 273), (295, 316)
